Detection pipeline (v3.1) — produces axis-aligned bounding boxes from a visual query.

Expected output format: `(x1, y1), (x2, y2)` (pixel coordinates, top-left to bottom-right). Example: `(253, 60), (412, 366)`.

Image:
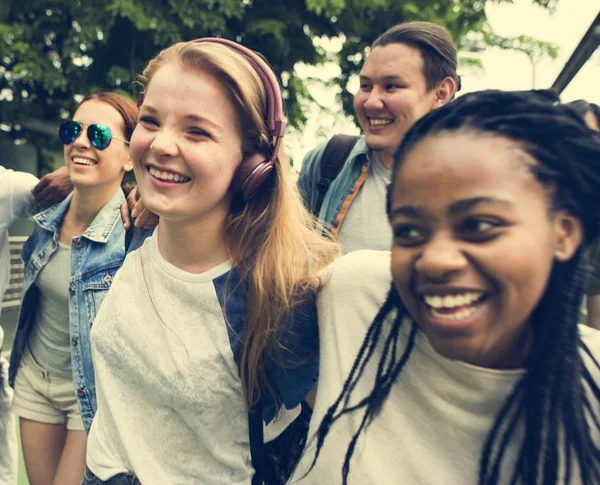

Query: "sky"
(286, 0), (600, 170)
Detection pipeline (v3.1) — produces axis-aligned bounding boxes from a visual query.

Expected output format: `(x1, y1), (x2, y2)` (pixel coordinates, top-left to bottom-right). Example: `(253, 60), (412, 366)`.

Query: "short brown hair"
(373, 21), (460, 92)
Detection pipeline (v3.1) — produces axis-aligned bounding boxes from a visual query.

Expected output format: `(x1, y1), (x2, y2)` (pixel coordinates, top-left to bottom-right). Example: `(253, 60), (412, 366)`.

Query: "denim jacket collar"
(351, 136), (370, 169)
(33, 188), (125, 244)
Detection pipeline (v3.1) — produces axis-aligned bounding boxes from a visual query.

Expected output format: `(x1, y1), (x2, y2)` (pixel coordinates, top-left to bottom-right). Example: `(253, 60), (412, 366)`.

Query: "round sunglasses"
(58, 120), (129, 151)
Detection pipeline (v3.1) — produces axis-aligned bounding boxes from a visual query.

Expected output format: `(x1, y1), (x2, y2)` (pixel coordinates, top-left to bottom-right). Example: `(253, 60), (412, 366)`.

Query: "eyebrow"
(359, 74), (407, 83)
(140, 105), (223, 131)
(389, 197), (514, 219)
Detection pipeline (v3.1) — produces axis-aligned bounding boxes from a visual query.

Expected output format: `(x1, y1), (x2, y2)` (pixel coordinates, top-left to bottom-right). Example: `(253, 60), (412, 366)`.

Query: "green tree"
(0, 0), (559, 170)
(0, 0), (338, 131)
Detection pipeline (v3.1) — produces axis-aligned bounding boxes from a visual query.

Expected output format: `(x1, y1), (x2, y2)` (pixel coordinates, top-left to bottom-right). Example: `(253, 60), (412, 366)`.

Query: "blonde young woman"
(9, 93), (137, 485)
(83, 39), (338, 485)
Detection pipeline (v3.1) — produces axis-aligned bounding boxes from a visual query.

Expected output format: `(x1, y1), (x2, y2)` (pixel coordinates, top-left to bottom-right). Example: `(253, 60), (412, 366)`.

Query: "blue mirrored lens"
(87, 124), (112, 150)
(58, 120), (82, 145)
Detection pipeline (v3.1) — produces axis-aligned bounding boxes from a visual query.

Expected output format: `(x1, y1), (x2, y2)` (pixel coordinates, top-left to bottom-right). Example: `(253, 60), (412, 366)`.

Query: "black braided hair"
(309, 89), (600, 484)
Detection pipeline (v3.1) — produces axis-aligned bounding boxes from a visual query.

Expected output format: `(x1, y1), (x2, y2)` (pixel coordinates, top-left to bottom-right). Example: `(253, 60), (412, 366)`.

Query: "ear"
(553, 210), (584, 262)
(123, 153), (133, 173)
(432, 77), (457, 109)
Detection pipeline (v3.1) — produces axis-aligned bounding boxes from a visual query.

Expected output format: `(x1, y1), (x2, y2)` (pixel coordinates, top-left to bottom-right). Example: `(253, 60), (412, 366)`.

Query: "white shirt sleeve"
(0, 165), (39, 225)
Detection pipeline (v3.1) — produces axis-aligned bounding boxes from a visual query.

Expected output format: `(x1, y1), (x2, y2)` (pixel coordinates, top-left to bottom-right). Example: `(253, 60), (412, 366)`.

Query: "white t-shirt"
(336, 152), (392, 254)
(291, 250), (600, 485)
(0, 166), (37, 317)
(87, 234), (319, 484)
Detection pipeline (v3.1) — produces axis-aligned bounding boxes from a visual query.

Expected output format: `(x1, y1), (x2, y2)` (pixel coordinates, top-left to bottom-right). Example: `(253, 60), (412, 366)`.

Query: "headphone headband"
(192, 38), (286, 143)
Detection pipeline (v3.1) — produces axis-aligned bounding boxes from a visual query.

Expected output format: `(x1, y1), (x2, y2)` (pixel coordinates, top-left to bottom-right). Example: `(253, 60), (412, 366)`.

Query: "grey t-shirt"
(28, 242), (72, 379)
(337, 151), (393, 254)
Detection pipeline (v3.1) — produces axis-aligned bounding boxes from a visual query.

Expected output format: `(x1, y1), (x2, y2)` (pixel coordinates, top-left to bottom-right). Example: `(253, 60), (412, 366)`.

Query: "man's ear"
(432, 77), (457, 109)
(553, 210), (584, 262)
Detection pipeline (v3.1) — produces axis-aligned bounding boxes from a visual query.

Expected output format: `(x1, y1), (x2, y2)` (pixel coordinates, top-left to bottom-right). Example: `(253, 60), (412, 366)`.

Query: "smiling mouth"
(147, 166), (191, 184)
(368, 117), (394, 127)
(422, 292), (487, 321)
(72, 156), (97, 166)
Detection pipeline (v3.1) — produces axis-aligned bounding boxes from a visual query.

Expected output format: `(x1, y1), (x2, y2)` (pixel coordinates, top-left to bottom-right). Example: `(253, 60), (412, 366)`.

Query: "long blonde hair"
(138, 41), (339, 407)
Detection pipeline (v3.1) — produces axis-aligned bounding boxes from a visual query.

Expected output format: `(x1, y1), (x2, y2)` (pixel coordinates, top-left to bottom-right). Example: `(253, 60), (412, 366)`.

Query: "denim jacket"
(297, 135), (370, 232)
(9, 189), (126, 433)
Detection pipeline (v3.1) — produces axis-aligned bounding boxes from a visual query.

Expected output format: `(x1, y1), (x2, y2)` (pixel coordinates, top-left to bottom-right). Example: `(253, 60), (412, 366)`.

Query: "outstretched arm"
(1, 165), (38, 223)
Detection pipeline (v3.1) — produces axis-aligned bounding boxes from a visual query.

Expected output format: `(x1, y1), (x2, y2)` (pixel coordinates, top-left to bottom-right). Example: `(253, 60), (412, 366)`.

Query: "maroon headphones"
(137, 38), (286, 200)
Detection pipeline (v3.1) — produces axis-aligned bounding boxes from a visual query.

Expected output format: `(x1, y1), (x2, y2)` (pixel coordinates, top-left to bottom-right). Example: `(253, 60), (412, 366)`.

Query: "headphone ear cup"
(232, 152), (274, 200)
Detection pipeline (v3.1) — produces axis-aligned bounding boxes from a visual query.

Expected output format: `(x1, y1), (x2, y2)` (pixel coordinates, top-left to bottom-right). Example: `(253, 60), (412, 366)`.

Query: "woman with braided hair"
(291, 89), (600, 485)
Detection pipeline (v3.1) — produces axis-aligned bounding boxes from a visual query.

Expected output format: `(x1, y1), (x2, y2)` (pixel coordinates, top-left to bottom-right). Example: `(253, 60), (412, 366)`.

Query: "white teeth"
(72, 157), (95, 166)
(369, 118), (393, 126)
(430, 306), (477, 321)
(148, 166), (190, 183)
(423, 292), (483, 309)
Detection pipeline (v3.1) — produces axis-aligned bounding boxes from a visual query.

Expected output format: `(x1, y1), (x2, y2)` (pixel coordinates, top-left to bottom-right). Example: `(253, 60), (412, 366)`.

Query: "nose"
(414, 235), (468, 280)
(72, 129), (91, 149)
(149, 130), (178, 157)
(363, 87), (384, 111)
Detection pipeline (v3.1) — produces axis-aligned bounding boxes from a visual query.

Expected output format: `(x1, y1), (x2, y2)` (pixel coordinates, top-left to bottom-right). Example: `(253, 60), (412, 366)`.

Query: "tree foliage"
(0, 0), (558, 143)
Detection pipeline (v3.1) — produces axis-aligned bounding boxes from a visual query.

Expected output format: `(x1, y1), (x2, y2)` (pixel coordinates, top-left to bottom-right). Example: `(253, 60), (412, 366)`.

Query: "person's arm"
(120, 186), (158, 231)
(0, 166), (38, 223)
(30, 166), (73, 210)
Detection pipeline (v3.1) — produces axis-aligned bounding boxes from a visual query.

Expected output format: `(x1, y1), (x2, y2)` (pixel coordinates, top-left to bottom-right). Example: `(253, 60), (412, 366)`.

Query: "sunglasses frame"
(59, 120), (130, 150)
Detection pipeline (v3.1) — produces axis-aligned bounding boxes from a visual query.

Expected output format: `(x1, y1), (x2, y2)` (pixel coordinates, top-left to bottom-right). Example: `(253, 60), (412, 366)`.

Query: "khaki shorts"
(13, 347), (84, 431)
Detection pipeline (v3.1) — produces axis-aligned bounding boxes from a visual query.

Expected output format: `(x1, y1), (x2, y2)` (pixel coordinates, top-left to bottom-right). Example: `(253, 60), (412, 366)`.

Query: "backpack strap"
(314, 135), (360, 217)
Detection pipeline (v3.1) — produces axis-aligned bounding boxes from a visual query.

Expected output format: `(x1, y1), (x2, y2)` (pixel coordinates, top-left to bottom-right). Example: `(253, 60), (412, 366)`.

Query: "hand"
(120, 185), (159, 230)
(32, 166), (73, 209)
(310, 275), (325, 294)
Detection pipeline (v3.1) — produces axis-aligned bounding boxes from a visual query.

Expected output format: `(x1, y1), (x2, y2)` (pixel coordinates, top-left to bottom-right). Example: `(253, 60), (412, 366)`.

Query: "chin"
(70, 175), (97, 187)
(426, 335), (474, 363)
(364, 137), (395, 152)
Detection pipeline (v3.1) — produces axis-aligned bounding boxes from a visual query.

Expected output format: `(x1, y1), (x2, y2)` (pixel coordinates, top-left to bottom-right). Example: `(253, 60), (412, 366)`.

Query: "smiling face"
(65, 99), (132, 189)
(131, 62), (244, 225)
(389, 131), (582, 368)
(353, 43), (443, 162)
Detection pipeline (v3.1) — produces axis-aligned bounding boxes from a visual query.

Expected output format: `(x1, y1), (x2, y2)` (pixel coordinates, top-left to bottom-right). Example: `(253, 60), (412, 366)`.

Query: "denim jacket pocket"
(81, 268), (118, 326)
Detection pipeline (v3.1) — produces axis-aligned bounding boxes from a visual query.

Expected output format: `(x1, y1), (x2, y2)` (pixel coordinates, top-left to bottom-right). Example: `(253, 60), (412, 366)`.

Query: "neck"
(375, 148), (395, 171)
(480, 326), (533, 370)
(65, 183), (119, 230)
(157, 210), (230, 274)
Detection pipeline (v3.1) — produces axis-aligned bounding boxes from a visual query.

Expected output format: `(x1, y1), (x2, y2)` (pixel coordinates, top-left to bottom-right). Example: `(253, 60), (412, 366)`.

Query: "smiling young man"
(298, 21), (459, 253)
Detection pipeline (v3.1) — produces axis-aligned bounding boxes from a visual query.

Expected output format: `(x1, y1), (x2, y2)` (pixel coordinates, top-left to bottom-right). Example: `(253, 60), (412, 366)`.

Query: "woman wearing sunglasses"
(8, 92), (137, 485)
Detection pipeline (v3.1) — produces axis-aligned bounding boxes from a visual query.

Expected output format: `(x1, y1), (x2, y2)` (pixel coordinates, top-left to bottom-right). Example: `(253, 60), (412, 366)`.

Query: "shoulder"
(318, 250), (392, 313)
(580, 324), (600, 358)
(110, 239), (145, 286)
(320, 250), (391, 290)
(301, 139), (329, 167)
(301, 135), (367, 168)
